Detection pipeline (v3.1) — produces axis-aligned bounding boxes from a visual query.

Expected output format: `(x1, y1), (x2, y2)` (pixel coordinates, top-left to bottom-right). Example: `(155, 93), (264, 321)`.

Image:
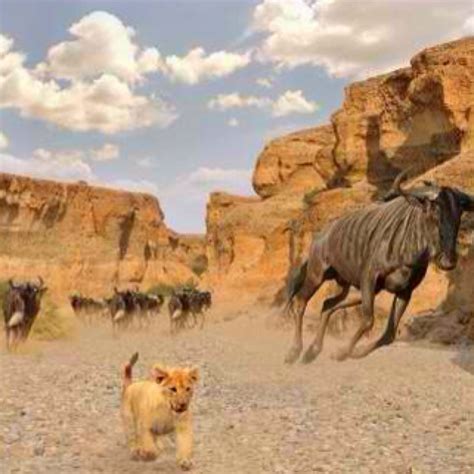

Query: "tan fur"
(120, 355), (199, 471)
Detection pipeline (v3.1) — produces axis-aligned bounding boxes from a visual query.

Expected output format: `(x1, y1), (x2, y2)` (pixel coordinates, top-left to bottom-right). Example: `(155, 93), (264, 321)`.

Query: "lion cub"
(120, 352), (199, 470)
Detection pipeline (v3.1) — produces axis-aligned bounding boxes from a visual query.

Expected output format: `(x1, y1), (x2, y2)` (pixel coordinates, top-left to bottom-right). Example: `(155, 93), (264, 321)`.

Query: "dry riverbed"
(1, 313), (473, 473)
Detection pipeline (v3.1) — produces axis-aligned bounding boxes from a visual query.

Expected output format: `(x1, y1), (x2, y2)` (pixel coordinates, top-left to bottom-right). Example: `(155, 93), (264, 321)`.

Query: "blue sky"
(0, 0), (472, 232)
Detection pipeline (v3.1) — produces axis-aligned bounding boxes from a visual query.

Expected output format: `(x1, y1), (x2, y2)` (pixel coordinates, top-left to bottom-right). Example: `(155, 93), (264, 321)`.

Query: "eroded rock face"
(252, 125), (337, 198)
(206, 37), (474, 331)
(253, 37), (473, 196)
(0, 174), (203, 302)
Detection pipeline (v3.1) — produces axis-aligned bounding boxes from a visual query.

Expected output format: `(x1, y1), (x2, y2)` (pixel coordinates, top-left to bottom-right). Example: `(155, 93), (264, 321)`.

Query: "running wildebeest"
(285, 172), (474, 364)
(69, 294), (106, 325)
(107, 289), (135, 333)
(190, 290), (212, 329)
(168, 291), (192, 334)
(168, 289), (212, 333)
(131, 291), (164, 326)
(3, 277), (47, 350)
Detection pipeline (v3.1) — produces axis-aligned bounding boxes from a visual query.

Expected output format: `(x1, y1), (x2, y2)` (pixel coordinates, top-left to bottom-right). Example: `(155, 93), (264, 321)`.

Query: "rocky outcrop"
(0, 173), (204, 302)
(252, 125), (337, 198)
(253, 37), (473, 196)
(206, 37), (474, 329)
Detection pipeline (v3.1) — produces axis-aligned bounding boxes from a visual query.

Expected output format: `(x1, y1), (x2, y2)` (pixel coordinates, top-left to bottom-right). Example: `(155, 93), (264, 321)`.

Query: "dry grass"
(31, 301), (75, 341)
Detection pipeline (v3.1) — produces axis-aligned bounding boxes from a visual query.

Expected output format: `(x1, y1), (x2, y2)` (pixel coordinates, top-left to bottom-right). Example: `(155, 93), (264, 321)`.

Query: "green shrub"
(147, 283), (176, 297)
(190, 255), (208, 277)
(0, 280), (9, 309)
(31, 300), (73, 341)
(303, 187), (321, 207)
(148, 278), (199, 296)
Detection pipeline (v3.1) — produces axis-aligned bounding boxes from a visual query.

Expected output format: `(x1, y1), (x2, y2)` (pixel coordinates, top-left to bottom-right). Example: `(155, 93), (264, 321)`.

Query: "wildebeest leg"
(350, 291), (411, 359)
(334, 278), (376, 361)
(284, 272), (323, 365)
(302, 285), (357, 364)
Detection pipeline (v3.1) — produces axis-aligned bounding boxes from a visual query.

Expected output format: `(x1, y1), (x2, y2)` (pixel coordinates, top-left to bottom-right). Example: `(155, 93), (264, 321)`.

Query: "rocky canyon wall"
(0, 173), (205, 302)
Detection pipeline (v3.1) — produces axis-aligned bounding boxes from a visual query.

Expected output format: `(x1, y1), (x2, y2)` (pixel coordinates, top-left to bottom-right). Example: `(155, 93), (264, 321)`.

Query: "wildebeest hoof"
(301, 347), (320, 364)
(284, 347), (302, 364)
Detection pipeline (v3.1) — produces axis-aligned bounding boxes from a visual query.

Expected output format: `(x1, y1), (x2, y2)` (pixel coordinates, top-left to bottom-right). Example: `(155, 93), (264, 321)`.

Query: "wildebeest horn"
(8, 279), (18, 289)
(382, 168), (411, 202)
(37, 276), (44, 288)
(391, 168), (411, 195)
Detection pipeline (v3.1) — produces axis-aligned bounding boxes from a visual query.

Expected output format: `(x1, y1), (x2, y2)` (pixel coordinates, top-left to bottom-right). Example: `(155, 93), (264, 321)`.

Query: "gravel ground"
(1, 313), (473, 474)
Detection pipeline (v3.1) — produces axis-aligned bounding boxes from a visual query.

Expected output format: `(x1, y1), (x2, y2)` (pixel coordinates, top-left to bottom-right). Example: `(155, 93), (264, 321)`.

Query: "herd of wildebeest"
(3, 172), (474, 363)
(2, 280), (212, 350)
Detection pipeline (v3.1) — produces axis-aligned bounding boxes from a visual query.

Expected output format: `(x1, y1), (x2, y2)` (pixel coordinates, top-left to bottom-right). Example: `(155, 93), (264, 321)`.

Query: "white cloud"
(208, 89), (318, 117)
(33, 147), (86, 163)
(185, 167), (251, 188)
(253, 0), (474, 78)
(208, 93), (271, 111)
(35, 11), (251, 87)
(0, 131), (9, 149)
(228, 118), (239, 127)
(137, 157), (157, 168)
(0, 150), (159, 197)
(0, 151), (95, 182)
(271, 89), (318, 117)
(32, 144), (119, 166)
(256, 77), (273, 88)
(90, 143), (119, 161)
(111, 178), (158, 196)
(40, 11), (162, 83)
(0, 34), (177, 134)
(163, 166), (252, 202)
(163, 48), (251, 85)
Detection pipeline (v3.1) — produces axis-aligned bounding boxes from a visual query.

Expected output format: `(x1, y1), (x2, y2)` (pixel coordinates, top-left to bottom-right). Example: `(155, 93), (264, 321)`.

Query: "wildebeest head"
(389, 171), (474, 271)
(10, 277), (48, 307)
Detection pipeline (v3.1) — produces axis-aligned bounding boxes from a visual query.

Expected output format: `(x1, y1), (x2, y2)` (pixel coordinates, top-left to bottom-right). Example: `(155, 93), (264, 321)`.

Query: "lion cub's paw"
(178, 458), (193, 471)
(131, 448), (157, 462)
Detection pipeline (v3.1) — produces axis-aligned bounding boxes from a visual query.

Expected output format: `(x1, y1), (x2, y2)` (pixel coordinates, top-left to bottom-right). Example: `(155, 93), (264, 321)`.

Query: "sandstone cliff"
(0, 173), (205, 302)
(206, 36), (474, 327)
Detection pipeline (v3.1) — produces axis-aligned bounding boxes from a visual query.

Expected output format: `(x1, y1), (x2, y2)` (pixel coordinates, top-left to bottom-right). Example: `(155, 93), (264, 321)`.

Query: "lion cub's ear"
(188, 367), (199, 384)
(150, 364), (169, 384)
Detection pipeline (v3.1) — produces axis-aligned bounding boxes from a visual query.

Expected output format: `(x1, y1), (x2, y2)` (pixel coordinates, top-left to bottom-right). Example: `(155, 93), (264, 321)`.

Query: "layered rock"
(0, 173), (203, 302)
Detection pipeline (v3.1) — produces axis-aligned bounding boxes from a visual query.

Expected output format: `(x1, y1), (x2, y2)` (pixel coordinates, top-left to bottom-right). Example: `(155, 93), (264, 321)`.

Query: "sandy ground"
(1, 311), (473, 474)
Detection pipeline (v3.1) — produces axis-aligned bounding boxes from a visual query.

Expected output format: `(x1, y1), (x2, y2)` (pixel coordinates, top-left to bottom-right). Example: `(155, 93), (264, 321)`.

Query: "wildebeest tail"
(122, 351), (139, 394)
(284, 260), (308, 315)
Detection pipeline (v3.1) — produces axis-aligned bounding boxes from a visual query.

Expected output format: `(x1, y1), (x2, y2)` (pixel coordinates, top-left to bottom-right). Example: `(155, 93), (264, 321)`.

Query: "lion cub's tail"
(122, 351), (139, 395)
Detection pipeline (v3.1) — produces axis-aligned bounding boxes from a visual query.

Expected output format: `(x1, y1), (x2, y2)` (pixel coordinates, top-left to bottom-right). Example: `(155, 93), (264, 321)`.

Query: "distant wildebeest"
(284, 172), (474, 364)
(69, 294), (106, 325)
(131, 291), (164, 327)
(168, 289), (212, 333)
(168, 291), (192, 334)
(3, 277), (47, 350)
(107, 289), (136, 333)
(189, 291), (212, 329)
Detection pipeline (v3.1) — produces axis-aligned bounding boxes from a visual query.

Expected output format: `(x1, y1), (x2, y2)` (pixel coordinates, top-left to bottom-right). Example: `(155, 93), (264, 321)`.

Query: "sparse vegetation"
(302, 187), (321, 207)
(191, 254), (208, 277)
(147, 283), (175, 297)
(31, 300), (74, 341)
(0, 280), (9, 309)
(148, 278), (199, 297)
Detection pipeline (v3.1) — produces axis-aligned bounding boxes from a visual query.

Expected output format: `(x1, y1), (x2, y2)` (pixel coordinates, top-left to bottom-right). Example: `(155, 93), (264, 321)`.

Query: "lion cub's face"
(151, 365), (199, 413)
